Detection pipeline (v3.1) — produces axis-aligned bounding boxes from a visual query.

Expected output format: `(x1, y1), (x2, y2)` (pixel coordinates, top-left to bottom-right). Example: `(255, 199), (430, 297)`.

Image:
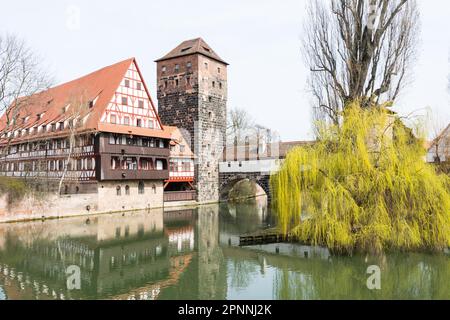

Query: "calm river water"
(0, 197), (448, 300)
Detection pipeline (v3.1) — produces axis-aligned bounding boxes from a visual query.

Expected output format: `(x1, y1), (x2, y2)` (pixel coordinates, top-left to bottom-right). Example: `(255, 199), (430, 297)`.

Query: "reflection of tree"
(228, 259), (258, 289)
(271, 253), (450, 300)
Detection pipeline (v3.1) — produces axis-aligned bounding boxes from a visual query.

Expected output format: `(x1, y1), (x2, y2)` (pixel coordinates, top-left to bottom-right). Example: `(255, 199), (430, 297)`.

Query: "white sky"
(1, 0), (449, 141)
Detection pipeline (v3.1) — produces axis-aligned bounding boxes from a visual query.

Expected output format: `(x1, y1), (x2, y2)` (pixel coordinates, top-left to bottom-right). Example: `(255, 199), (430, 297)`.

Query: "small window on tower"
(204, 62), (208, 69)
(212, 81), (215, 88)
(219, 82), (222, 89)
(121, 97), (128, 105)
(124, 79), (130, 88)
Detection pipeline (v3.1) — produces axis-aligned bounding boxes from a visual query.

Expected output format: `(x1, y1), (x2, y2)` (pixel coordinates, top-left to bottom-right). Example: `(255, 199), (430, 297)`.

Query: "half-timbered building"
(0, 58), (171, 211)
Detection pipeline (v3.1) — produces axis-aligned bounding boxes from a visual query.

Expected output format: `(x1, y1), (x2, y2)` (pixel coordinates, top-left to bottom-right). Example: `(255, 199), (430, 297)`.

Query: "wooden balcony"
(100, 168), (169, 181)
(163, 190), (196, 202)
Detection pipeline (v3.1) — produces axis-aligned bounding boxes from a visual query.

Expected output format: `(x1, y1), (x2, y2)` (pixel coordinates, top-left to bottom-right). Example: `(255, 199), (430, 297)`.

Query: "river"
(0, 196), (448, 300)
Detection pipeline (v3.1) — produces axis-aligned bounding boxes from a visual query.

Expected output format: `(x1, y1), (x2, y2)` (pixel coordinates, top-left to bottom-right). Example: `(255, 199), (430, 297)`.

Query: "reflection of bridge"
(219, 141), (313, 201)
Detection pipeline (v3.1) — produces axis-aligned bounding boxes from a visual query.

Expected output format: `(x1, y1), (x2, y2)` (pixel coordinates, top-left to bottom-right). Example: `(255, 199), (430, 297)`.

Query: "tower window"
(219, 82), (222, 89)
(138, 181), (145, 194)
(212, 81), (215, 88)
(204, 62), (208, 69)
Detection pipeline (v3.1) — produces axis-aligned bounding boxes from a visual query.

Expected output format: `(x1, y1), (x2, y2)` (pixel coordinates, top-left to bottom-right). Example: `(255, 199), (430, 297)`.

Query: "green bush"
(0, 176), (29, 207)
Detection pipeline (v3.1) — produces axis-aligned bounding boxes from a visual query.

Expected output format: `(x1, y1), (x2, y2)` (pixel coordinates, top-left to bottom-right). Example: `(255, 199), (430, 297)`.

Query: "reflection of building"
(0, 209), (198, 300)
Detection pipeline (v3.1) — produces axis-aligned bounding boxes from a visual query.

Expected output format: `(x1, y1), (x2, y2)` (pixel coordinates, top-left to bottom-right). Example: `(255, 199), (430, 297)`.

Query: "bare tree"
(0, 34), (52, 150)
(57, 92), (90, 195)
(303, 0), (420, 127)
(227, 107), (254, 143)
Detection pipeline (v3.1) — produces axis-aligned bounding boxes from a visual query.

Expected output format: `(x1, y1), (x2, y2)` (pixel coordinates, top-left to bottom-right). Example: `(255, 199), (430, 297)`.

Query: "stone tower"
(155, 38), (228, 203)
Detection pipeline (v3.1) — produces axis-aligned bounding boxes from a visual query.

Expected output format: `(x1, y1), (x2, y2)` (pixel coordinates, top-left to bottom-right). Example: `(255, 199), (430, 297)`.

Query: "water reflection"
(0, 196), (448, 300)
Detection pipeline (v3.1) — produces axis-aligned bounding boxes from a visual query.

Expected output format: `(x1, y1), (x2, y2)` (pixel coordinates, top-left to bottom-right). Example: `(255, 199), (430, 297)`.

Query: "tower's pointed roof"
(155, 38), (228, 65)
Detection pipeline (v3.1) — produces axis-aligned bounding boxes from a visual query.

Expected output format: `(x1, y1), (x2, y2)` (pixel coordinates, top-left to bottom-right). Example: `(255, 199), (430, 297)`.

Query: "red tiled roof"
(0, 58), (166, 144)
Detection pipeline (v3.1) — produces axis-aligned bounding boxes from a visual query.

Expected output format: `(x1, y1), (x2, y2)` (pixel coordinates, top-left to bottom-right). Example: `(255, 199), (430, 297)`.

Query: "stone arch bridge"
(218, 141), (313, 201)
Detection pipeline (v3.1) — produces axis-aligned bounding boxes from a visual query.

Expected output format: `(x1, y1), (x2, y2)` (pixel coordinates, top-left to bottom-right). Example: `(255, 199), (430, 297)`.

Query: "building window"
(219, 82), (222, 89)
(212, 81), (215, 88)
(175, 64), (179, 72)
(175, 79), (179, 87)
(170, 161), (178, 172)
(148, 120), (154, 129)
(138, 181), (145, 194)
(152, 184), (156, 194)
(180, 145), (185, 152)
(218, 67), (221, 73)
(121, 97), (128, 105)
(138, 100), (144, 108)
(111, 157), (120, 169)
(125, 79), (130, 88)
(204, 62), (208, 69)
(156, 160), (163, 171)
(136, 82), (142, 90)
(159, 140), (164, 148)
(125, 185), (130, 195)
(110, 114), (117, 124)
(187, 62), (192, 68)
(136, 119), (142, 127)
(164, 80), (168, 88)
(162, 66), (166, 73)
(140, 158), (152, 170)
(116, 186), (121, 196)
(124, 117), (130, 125)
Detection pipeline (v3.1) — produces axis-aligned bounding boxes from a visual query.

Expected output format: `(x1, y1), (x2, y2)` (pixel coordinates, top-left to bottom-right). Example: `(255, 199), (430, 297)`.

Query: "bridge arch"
(219, 172), (271, 202)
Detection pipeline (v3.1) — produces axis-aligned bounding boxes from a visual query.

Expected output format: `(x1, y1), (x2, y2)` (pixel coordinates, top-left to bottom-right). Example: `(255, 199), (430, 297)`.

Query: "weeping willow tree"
(271, 102), (450, 254)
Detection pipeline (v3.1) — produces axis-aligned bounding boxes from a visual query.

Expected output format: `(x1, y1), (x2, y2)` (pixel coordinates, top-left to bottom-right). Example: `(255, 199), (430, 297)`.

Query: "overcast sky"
(1, 0), (449, 141)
